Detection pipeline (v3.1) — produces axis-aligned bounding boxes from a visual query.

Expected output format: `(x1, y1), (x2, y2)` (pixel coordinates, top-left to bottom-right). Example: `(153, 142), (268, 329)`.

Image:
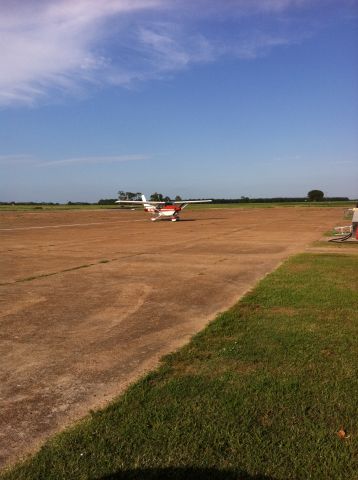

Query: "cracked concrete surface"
(0, 206), (344, 468)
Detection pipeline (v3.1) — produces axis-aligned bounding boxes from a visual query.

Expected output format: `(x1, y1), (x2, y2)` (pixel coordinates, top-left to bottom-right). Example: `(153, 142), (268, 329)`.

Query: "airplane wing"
(115, 200), (165, 204)
(115, 200), (144, 204)
(173, 200), (212, 204)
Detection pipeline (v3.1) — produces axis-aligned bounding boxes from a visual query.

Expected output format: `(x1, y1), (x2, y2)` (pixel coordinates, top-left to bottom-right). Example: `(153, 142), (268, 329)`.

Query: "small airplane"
(115, 195), (212, 221)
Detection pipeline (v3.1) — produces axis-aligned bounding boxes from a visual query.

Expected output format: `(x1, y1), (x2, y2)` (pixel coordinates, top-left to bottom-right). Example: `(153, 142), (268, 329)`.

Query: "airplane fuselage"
(151, 204), (182, 221)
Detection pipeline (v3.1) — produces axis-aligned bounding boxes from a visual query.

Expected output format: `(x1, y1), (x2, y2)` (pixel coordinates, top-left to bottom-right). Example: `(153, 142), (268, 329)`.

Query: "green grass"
(311, 240), (358, 248)
(0, 204), (120, 211)
(189, 201), (356, 210)
(0, 201), (355, 212)
(2, 254), (358, 479)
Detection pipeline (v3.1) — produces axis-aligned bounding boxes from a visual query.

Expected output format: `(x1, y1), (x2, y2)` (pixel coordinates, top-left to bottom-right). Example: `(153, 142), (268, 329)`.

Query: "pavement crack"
(0, 253), (149, 286)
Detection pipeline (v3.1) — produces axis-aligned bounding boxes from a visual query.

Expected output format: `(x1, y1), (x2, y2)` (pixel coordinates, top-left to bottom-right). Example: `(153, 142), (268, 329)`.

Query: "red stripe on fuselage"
(160, 205), (181, 212)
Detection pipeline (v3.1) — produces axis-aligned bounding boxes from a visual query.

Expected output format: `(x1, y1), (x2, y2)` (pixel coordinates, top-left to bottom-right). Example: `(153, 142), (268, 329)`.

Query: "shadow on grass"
(98, 467), (274, 480)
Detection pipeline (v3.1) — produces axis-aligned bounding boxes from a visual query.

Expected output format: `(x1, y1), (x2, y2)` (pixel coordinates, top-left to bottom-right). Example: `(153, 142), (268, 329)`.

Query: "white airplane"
(115, 195), (212, 221)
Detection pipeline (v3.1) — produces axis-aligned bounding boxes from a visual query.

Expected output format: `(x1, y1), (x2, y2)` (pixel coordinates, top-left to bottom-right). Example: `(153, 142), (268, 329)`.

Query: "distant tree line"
(210, 197), (349, 204)
(0, 201), (62, 205)
(149, 193), (183, 202)
(115, 191), (184, 203)
(110, 190), (349, 204)
(1, 190), (352, 206)
(98, 198), (118, 205)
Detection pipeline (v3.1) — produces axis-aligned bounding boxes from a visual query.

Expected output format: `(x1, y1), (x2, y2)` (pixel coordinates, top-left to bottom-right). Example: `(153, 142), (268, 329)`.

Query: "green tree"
(307, 190), (324, 201)
(150, 192), (164, 201)
(118, 191), (141, 201)
(175, 195), (182, 201)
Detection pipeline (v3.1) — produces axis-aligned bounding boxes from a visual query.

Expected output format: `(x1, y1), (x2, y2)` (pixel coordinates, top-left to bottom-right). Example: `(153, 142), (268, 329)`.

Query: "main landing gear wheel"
(171, 217), (180, 222)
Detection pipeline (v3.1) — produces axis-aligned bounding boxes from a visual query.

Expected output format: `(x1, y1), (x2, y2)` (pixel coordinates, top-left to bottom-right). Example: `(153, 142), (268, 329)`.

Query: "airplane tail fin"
(142, 194), (155, 212)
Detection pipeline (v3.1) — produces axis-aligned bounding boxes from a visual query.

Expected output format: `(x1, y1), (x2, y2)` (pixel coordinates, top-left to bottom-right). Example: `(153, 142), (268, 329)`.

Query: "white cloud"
(0, 0), (164, 106)
(0, 0), (354, 106)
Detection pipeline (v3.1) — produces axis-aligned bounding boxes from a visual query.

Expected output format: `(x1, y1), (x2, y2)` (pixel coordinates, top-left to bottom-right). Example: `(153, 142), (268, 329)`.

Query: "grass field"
(0, 204), (119, 211)
(0, 201), (355, 212)
(312, 240), (358, 248)
(2, 252), (357, 480)
(191, 201), (356, 210)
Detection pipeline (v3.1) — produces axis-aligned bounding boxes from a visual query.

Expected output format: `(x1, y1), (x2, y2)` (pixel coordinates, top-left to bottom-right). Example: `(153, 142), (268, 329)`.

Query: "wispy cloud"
(0, 0), (165, 106)
(329, 160), (356, 165)
(0, 153), (35, 164)
(0, 0), (355, 106)
(35, 154), (150, 167)
(0, 153), (150, 167)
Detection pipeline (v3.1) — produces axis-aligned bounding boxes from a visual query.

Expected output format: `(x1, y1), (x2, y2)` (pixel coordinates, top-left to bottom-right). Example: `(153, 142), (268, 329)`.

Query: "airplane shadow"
(178, 217), (224, 222)
(97, 467), (275, 480)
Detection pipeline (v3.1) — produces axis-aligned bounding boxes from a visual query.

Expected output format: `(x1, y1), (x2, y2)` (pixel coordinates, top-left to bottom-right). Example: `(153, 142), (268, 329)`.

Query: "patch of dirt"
(0, 206), (344, 468)
(268, 307), (298, 316)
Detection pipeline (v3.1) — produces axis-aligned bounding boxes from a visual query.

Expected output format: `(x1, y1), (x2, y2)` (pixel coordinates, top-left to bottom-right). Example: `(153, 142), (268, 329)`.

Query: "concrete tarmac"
(0, 206), (344, 468)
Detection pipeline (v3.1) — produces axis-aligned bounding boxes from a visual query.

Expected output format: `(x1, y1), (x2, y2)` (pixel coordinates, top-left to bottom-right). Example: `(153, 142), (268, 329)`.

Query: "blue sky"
(1, 0), (357, 202)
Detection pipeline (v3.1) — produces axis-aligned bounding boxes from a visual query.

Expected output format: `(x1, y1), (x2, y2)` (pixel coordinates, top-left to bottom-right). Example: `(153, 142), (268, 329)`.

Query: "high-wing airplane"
(115, 195), (212, 221)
